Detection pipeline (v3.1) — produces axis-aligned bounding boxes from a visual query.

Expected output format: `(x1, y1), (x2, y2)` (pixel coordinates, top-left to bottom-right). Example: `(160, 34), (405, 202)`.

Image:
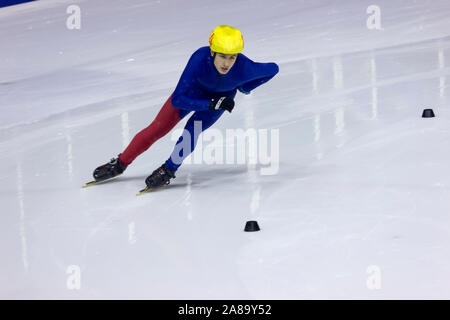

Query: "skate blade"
(83, 180), (98, 188)
(82, 173), (123, 188)
(137, 186), (150, 196)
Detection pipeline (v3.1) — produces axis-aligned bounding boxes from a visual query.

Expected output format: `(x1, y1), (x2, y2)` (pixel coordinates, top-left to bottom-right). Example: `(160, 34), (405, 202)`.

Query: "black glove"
(209, 97), (235, 113)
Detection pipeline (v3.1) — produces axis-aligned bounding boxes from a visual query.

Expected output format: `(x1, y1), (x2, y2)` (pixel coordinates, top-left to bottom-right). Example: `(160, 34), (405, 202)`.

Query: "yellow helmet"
(209, 25), (244, 54)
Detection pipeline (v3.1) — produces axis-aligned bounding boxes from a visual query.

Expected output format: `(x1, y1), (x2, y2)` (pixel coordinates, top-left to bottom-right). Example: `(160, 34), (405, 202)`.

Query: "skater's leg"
(119, 94), (187, 166)
(164, 110), (225, 172)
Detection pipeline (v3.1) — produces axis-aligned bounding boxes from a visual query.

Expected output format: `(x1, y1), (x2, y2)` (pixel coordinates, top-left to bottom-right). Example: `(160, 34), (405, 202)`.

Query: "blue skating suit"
(165, 46), (279, 172)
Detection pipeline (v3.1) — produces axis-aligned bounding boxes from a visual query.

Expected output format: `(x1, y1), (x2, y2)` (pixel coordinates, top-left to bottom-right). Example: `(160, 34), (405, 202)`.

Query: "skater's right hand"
(209, 97), (235, 113)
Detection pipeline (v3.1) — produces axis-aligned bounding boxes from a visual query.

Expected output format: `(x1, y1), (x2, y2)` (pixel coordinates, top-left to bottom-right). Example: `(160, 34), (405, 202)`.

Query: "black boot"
(145, 164), (175, 189)
(93, 156), (127, 182)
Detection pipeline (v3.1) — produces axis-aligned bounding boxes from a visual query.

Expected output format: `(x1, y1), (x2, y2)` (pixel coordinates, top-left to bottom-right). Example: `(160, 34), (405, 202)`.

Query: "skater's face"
(211, 50), (237, 74)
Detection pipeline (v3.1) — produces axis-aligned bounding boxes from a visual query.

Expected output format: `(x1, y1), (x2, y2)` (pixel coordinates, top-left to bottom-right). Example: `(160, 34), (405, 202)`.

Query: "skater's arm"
(238, 56), (279, 93)
(172, 51), (211, 111)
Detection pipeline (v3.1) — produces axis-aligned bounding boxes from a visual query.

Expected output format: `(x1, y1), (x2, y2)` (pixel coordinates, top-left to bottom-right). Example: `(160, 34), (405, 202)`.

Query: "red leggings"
(118, 94), (181, 166)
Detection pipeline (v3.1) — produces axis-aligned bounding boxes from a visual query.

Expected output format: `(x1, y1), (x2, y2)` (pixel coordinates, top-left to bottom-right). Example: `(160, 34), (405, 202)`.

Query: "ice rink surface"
(1, 0), (450, 299)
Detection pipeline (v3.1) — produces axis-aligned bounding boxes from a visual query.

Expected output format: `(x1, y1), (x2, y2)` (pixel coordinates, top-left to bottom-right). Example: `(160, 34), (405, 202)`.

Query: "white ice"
(1, 0), (450, 299)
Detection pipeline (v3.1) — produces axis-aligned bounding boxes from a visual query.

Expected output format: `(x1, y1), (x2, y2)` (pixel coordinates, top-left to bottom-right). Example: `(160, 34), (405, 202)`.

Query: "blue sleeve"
(171, 50), (211, 111)
(239, 56), (279, 93)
